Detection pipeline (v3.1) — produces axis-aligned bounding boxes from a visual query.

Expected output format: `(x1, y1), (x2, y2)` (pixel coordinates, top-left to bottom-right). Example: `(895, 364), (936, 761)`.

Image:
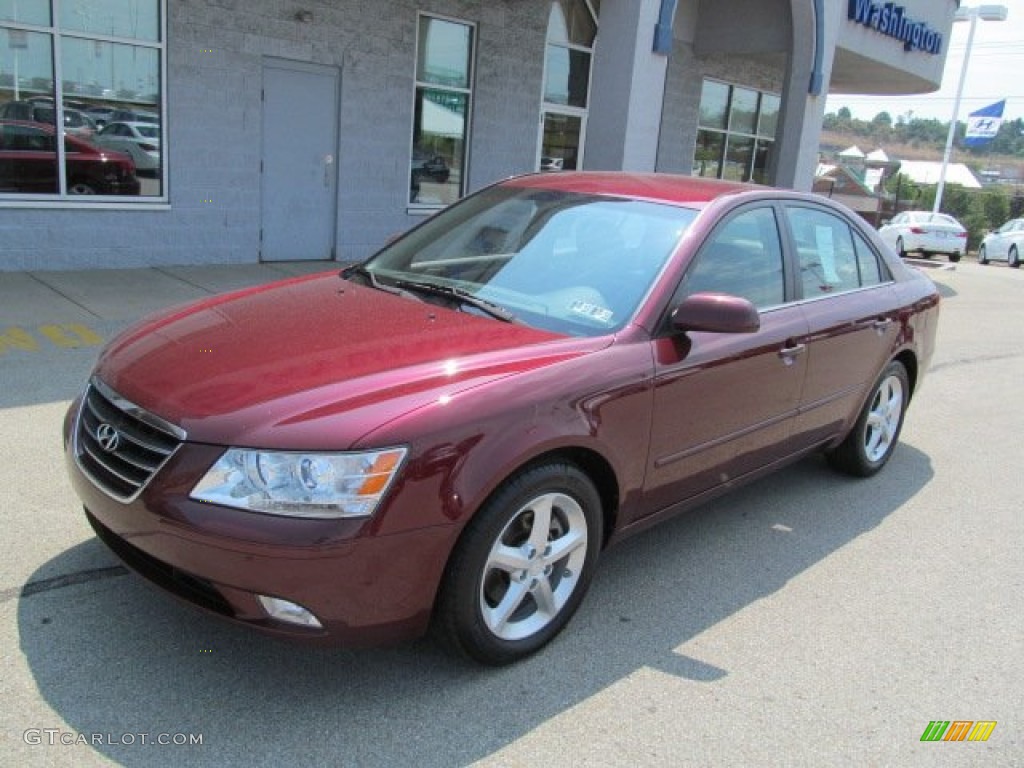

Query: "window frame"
(0, 1), (168, 208)
(408, 11), (476, 214)
(536, 0), (598, 173)
(659, 198), (897, 334)
(693, 78), (780, 185)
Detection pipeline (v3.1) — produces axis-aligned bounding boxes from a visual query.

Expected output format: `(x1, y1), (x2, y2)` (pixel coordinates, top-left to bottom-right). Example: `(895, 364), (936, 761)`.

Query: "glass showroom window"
(1, 0), (164, 201)
(693, 80), (779, 184)
(410, 14), (474, 208)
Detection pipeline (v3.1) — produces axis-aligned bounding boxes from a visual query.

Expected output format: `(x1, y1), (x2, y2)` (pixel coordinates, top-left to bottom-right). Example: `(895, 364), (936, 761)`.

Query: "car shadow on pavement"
(17, 445), (933, 767)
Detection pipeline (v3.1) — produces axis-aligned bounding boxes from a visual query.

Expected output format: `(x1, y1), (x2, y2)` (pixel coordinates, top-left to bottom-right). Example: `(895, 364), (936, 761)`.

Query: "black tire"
(1010, 246), (1021, 269)
(826, 361), (910, 477)
(978, 245), (989, 265)
(434, 462), (602, 665)
(896, 238), (907, 258)
(948, 252), (962, 263)
(68, 181), (97, 195)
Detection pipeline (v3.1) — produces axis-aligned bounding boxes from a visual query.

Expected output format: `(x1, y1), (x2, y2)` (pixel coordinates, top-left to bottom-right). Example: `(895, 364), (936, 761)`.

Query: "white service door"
(260, 60), (339, 261)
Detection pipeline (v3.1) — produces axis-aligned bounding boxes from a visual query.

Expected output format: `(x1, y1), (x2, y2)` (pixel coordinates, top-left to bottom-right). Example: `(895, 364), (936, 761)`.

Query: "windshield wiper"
(340, 265), (424, 302)
(392, 278), (518, 323)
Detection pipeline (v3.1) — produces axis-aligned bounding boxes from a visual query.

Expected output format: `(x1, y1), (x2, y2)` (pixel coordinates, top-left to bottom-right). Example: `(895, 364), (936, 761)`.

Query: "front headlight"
(190, 447), (407, 519)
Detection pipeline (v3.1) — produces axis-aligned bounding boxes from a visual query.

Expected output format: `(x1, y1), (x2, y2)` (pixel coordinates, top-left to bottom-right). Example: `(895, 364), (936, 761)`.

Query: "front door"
(642, 205), (808, 515)
(260, 59), (339, 261)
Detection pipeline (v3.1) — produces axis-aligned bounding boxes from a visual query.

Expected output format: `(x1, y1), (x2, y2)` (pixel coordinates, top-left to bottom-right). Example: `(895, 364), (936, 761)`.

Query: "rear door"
(782, 203), (900, 447)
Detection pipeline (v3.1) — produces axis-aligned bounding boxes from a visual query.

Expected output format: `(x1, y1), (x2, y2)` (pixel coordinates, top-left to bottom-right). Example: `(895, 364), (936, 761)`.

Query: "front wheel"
(979, 245), (989, 265)
(1010, 246), (1021, 269)
(826, 360), (909, 477)
(896, 237), (907, 259)
(434, 463), (602, 665)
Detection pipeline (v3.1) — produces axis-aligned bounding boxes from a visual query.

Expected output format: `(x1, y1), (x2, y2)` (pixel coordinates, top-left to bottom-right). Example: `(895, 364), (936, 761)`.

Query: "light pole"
(933, 3), (1008, 214)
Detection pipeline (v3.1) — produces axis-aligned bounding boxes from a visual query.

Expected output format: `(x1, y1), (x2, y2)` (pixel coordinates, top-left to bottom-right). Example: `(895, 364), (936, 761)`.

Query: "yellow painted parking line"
(38, 323), (105, 348)
(0, 327), (39, 353)
(1, 324), (105, 354)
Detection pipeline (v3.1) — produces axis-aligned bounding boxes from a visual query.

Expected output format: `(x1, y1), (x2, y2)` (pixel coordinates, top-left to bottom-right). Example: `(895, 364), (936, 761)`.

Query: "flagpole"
(933, 12), (978, 214)
(933, 4), (1008, 214)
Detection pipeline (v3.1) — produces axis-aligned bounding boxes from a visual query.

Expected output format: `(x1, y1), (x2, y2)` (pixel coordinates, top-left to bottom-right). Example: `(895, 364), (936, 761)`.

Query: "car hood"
(95, 272), (607, 449)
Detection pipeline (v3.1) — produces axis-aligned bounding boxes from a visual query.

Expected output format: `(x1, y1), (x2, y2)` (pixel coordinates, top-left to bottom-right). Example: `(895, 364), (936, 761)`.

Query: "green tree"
(872, 112), (893, 128)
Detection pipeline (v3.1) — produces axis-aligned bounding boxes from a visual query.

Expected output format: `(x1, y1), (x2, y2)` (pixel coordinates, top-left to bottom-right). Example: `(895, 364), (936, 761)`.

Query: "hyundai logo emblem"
(96, 423), (121, 453)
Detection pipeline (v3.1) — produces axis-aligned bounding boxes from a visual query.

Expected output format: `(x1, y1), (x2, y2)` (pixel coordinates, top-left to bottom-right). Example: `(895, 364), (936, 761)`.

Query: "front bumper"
(63, 402), (455, 646)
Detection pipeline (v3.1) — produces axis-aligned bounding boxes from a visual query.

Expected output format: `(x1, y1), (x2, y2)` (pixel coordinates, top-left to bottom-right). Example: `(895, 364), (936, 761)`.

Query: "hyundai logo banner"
(964, 100), (1006, 147)
(848, 0), (944, 54)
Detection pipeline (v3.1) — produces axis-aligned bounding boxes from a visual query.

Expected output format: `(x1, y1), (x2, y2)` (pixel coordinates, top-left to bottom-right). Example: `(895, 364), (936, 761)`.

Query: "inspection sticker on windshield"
(569, 300), (614, 324)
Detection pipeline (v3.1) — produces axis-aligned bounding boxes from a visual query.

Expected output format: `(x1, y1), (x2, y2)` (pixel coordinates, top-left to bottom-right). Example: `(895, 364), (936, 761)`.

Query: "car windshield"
(361, 185), (696, 336)
(135, 124), (159, 138)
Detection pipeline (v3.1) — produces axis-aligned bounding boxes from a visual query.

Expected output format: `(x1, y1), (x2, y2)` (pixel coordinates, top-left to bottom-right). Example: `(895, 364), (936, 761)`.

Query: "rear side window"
(852, 229), (884, 286)
(677, 206), (785, 309)
(785, 206), (883, 298)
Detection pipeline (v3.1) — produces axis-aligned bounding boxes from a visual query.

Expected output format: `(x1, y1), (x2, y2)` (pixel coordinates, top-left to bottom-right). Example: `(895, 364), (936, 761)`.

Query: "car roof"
(0, 118), (56, 133)
(503, 172), (759, 207)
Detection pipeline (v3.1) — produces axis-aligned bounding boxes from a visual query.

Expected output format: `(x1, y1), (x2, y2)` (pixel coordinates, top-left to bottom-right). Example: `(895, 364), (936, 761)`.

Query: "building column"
(585, 0), (670, 171)
(770, 0), (838, 190)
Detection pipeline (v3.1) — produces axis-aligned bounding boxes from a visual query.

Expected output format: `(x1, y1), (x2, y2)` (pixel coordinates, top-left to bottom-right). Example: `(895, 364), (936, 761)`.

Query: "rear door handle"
(872, 318), (893, 334)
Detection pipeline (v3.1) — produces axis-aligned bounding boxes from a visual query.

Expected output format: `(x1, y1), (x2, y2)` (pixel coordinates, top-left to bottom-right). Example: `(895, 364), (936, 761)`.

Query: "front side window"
(785, 206), (887, 298)
(678, 206), (785, 309)
(694, 80), (780, 185)
(1, 1), (164, 201)
(410, 14), (474, 208)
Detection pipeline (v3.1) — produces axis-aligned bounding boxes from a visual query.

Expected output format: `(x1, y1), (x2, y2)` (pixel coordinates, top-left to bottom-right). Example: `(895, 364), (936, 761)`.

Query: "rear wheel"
(826, 361), (909, 477)
(979, 245), (989, 265)
(69, 181), (97, 195)
(948, 252), (962, 263)
(896, 237), (907, 258)
(435, 462), (602, 665)
(1010, 246), (1021, 269)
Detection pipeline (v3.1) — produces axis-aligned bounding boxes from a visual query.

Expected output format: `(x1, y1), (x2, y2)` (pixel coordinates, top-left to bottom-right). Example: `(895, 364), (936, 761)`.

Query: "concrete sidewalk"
(0, 261), (338, 326)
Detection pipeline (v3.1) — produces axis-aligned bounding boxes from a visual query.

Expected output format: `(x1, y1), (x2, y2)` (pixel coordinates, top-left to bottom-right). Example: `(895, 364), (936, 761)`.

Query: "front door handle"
(778, 342), (806, 366)
(872, 318), (893, 333)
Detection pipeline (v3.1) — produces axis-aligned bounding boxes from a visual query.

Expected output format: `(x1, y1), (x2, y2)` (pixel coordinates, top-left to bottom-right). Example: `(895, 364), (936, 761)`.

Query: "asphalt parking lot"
(1, 258), (1021, 767)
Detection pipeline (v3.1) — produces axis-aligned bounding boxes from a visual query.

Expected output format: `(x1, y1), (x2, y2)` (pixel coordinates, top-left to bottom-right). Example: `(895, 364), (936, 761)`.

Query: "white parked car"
(92, 121), (161, 174)
(978, 218), (1024, 268)
(878, 211), (967, 263)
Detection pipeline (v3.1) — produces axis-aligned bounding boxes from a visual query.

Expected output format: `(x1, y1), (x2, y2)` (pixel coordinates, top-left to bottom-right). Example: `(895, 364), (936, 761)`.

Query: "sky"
(825, 0), (1024, 123)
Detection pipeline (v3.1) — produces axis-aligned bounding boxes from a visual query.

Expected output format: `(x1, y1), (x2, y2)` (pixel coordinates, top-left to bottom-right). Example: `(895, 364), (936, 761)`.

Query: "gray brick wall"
(0, 0), (549, 271)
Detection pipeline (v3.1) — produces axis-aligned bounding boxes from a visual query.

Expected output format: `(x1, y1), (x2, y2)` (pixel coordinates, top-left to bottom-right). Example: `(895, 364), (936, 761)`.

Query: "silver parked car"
(878, 211), (967, 263)
(92, 121), (161, 174)
(978, 218), (1024, 268)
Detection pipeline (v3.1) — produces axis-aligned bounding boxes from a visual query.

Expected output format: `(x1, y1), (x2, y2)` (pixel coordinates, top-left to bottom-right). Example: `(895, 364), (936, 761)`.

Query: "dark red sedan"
(0, 119), (139, 195)
(64, 173), (940, 664)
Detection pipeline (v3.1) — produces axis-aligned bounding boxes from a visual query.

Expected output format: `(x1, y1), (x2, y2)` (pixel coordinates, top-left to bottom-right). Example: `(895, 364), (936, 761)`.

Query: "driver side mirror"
(671, 292), (760, 334)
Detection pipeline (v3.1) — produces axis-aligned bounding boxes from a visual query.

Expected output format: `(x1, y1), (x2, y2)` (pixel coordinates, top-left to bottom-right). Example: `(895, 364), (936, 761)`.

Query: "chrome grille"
(74, 378), (185, 502)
